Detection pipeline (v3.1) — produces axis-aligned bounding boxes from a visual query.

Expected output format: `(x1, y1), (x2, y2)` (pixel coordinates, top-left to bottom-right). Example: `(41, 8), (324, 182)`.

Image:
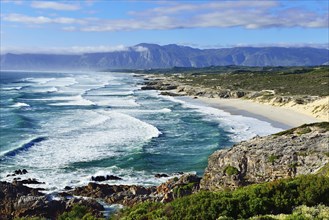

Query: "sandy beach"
(197, 97), (324, 130)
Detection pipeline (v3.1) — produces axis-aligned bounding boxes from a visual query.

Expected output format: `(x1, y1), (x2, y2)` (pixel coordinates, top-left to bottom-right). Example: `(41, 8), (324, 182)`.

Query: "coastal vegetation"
(112, 175), (329, 220)
(58, 205), (103, 220)
(274, 122), (329, 136)
(151, 66), (329, 97)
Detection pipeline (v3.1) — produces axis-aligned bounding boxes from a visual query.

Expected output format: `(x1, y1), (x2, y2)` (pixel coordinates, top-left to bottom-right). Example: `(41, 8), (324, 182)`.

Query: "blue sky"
(1, 0), (328, 54)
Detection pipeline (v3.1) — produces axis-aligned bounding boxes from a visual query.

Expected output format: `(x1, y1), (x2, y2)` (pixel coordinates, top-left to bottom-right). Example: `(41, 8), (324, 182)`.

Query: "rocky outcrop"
(141, 76), (249, 99)
(0, 181), (104, 220)
(141, 79), (179, 91)
(156, 173), (201, 202)
(71, 174), (201, 206)
(200, 122), (329, 191)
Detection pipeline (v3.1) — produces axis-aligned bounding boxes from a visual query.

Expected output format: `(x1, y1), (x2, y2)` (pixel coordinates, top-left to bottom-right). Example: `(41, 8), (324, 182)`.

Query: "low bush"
(113, 175), (329, 220)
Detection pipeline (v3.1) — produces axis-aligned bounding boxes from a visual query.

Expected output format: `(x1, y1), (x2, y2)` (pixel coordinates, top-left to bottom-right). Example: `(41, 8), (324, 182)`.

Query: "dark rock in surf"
(91, 175), (122, 182)
(154, 173), (169, 178)
(106, 175), (123, 180)
(91, 176), (106, 182)
(19, 178), (45, 185)
(7, 169), (28, 177)
(64, 186), (73, 190)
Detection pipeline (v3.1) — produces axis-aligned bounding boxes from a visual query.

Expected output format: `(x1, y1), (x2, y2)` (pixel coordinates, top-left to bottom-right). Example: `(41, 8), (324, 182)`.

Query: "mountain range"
(1, 43), (328, 70)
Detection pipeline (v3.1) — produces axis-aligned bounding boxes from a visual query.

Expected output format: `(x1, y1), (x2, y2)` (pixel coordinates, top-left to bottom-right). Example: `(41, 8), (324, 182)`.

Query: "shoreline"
(141, 74), (327, 129)
(196, 97), (322, 129)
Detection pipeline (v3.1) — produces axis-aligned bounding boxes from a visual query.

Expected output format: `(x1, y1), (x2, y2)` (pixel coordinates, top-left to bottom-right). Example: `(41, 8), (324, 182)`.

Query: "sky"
(0, 0), (328, 54)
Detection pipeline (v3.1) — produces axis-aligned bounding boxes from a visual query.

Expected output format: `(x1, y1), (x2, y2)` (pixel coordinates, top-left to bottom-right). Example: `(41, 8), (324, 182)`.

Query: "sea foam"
(161, 95), (283, 142)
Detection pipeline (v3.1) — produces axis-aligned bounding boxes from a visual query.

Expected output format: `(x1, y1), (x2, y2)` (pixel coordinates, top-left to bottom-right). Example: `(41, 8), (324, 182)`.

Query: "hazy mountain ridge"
(1, 44), (328, 70)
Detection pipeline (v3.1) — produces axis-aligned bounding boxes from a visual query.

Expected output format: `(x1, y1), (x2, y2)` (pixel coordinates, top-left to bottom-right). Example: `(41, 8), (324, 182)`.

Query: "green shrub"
(14, 218), (46, 220)
(173, 182), (196, 198)
(268, 155), (279, 164)
(224, 165), (239, 176)
(296, 128), (311, 135)
(113, 175), (329, 220)
(252, 205), (329, 220)
(58, 205), (103, 220)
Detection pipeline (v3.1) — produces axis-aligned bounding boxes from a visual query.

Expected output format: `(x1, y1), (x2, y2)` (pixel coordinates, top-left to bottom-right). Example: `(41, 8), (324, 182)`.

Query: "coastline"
(141, 74), (327, 130)
(194, 97), (322, 129)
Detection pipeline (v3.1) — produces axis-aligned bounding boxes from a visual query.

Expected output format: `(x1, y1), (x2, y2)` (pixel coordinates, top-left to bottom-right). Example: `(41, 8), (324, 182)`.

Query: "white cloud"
(1, 0), (24, 5)
(230, 42), (329, 49)
(31, 1), (80, 11)
(0, 45), (149, 54)
(3, 13), (85, 24)
(2, 1), (328, 31)
(78, 1), (328, 31)
(1, 43), (327, 54)
(130, 1), (279, 16)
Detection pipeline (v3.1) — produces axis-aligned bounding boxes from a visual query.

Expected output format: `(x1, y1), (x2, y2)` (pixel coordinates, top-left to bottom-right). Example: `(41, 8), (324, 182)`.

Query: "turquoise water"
(0, 71), (282, 191)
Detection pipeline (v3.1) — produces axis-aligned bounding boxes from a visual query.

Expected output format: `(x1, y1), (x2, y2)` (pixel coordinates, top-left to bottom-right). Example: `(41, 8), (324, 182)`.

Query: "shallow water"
(0, 71), (282, 191)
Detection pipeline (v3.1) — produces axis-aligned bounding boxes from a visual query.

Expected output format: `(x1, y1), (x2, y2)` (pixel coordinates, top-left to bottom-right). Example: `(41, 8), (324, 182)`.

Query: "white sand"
(197, 97), (324, 129)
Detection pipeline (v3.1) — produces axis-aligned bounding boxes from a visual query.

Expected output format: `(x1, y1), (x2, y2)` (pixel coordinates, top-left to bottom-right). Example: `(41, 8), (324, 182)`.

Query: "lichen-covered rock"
(200, 122), (329, 191)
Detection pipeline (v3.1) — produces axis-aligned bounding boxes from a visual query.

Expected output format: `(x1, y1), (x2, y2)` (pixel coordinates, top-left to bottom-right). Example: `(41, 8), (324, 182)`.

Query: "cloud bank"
(2, 1), (328, 32)
(31, 1), (80, 11)
(0, 45), (149, 54)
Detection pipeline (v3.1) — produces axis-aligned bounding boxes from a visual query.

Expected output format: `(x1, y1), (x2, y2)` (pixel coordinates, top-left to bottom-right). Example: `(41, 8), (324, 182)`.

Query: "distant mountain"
(1, 44), (328, 70)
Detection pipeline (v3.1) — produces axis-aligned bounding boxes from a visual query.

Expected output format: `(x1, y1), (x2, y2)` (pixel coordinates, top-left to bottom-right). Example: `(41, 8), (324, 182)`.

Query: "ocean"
(0, 70), (282, 192)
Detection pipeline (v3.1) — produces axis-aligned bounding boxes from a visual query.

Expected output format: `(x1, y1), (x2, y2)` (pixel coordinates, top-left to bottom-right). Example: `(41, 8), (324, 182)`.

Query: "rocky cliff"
(200, 122), (329, 191)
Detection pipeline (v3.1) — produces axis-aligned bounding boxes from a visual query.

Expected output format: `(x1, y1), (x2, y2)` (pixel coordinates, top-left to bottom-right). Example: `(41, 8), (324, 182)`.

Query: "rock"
(91, 176), (106, 182)
(19, 178), (45, 185)
(0, 181), (104, 219)
(128, 185), (150, 195)
(156, 174), (201, 202)
(106, 175), (122, 180)
(160, 91), (181, 96)
(141, 85), (157, 90)
(231, 90), (246, 98)
(200, 123), (329, 191)
(7, 169), (28, 177)
(155, 173), (169, 178)
(64, 186), (73, 190)
(91, 175), (122, 182)
(71, 174), (201, 206)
